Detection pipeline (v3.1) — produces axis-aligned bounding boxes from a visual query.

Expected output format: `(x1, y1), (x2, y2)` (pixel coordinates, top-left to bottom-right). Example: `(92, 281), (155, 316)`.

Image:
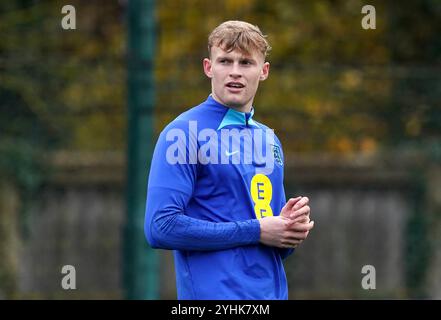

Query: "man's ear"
(260, 62), (270, 81)
(203, 58), (213, 78)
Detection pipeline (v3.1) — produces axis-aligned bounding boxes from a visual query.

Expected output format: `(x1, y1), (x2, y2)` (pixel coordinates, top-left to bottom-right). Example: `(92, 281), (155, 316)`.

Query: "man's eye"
(219, 59), (229, 64)
(241, 60), (252, 65)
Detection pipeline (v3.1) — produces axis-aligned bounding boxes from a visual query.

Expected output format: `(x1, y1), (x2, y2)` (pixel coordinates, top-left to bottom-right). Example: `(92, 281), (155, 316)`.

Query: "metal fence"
(4, 152), (438, 299)
(1, 0), (440, 299)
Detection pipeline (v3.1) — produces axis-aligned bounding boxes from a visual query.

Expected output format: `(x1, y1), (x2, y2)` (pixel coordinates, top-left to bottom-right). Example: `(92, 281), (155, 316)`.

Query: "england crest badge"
(270, 144), (284, 166)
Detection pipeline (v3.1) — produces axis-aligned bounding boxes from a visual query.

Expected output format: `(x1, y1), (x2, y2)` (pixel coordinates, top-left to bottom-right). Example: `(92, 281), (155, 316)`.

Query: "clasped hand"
(259, 196), (314, 249)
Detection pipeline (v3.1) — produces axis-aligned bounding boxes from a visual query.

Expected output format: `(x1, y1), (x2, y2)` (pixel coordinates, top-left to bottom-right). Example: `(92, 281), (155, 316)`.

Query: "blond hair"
(208, 20), (271, 59)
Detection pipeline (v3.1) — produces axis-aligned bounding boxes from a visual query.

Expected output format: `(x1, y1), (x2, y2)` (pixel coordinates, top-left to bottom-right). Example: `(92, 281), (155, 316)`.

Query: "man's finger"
(281, 239), (302, 248)
(290, 205), (310, 220)
(285, 231), (308, 240)
(291, 214), (310, 224)
(292, 196), (309, 211)
(288, 220), (314, 232)
(283, 197), (302, 211)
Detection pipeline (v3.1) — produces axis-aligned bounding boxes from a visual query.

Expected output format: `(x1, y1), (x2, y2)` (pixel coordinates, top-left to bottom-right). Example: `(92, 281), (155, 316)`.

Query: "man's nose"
(229, 62), (242, 78)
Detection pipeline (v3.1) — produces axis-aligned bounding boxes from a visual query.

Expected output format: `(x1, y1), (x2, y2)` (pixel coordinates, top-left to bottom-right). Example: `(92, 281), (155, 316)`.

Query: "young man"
(144, 20), (314, 300)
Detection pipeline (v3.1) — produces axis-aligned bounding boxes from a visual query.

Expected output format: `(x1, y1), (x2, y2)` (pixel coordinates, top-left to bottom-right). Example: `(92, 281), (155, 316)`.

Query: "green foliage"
(155, 0), (440, 155)
(1, 0), (126, 239)
(1, 0), (440, 154)
(1, 0), (126, 151)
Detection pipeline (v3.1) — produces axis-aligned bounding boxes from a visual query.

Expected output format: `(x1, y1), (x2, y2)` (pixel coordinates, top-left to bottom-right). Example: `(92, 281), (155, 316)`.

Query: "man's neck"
(211, 94), (252, 113)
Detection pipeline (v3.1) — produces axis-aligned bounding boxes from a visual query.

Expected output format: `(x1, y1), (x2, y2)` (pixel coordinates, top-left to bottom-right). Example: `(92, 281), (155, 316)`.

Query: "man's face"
(203, 46), (269, 112)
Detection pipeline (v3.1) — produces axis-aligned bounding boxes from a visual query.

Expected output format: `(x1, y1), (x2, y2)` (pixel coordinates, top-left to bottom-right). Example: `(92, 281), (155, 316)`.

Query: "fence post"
(0, 181), (20, 298)
(124, 0), (158, 299)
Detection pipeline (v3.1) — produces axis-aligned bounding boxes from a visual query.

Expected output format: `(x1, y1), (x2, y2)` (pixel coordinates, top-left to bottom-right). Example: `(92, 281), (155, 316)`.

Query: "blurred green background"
(1, 0), (440, 299)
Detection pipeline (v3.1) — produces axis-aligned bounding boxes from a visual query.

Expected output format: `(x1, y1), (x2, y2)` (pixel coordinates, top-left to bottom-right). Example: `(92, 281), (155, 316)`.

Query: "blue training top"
(144, 95), (294, 299)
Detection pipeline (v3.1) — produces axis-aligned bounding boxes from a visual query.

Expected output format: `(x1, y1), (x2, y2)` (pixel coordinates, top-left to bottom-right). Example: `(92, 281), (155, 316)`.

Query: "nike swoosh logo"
(225, 150), (239, 156)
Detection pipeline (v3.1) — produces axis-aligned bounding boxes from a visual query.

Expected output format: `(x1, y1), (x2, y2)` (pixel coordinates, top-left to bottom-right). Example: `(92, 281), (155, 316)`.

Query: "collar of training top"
(206, 95), (259, 130)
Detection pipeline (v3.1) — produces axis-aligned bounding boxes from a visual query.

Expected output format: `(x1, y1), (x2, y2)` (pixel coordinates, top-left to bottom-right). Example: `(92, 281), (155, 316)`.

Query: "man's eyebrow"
(240, 57), (256, 63)
(215, 56), (257, 63)
(216, 56), (232, 61)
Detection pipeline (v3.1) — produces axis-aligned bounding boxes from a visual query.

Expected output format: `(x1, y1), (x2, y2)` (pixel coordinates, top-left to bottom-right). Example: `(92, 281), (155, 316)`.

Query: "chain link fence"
(1, 0), (440, 299)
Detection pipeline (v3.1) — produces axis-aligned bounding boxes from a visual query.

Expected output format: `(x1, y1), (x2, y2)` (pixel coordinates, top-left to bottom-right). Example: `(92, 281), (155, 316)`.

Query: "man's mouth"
(226, 82), (245, 89)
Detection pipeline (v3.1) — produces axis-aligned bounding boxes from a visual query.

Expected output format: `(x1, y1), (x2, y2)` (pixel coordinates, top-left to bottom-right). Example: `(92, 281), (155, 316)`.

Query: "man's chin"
(223, 98), (246, 109)
(225, 101), (243, 109)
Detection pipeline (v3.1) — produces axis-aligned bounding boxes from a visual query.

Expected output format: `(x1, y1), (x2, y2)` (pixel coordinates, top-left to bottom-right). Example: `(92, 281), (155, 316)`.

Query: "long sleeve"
(145, 187), (260, 251)
(144, 120), (261, 251)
